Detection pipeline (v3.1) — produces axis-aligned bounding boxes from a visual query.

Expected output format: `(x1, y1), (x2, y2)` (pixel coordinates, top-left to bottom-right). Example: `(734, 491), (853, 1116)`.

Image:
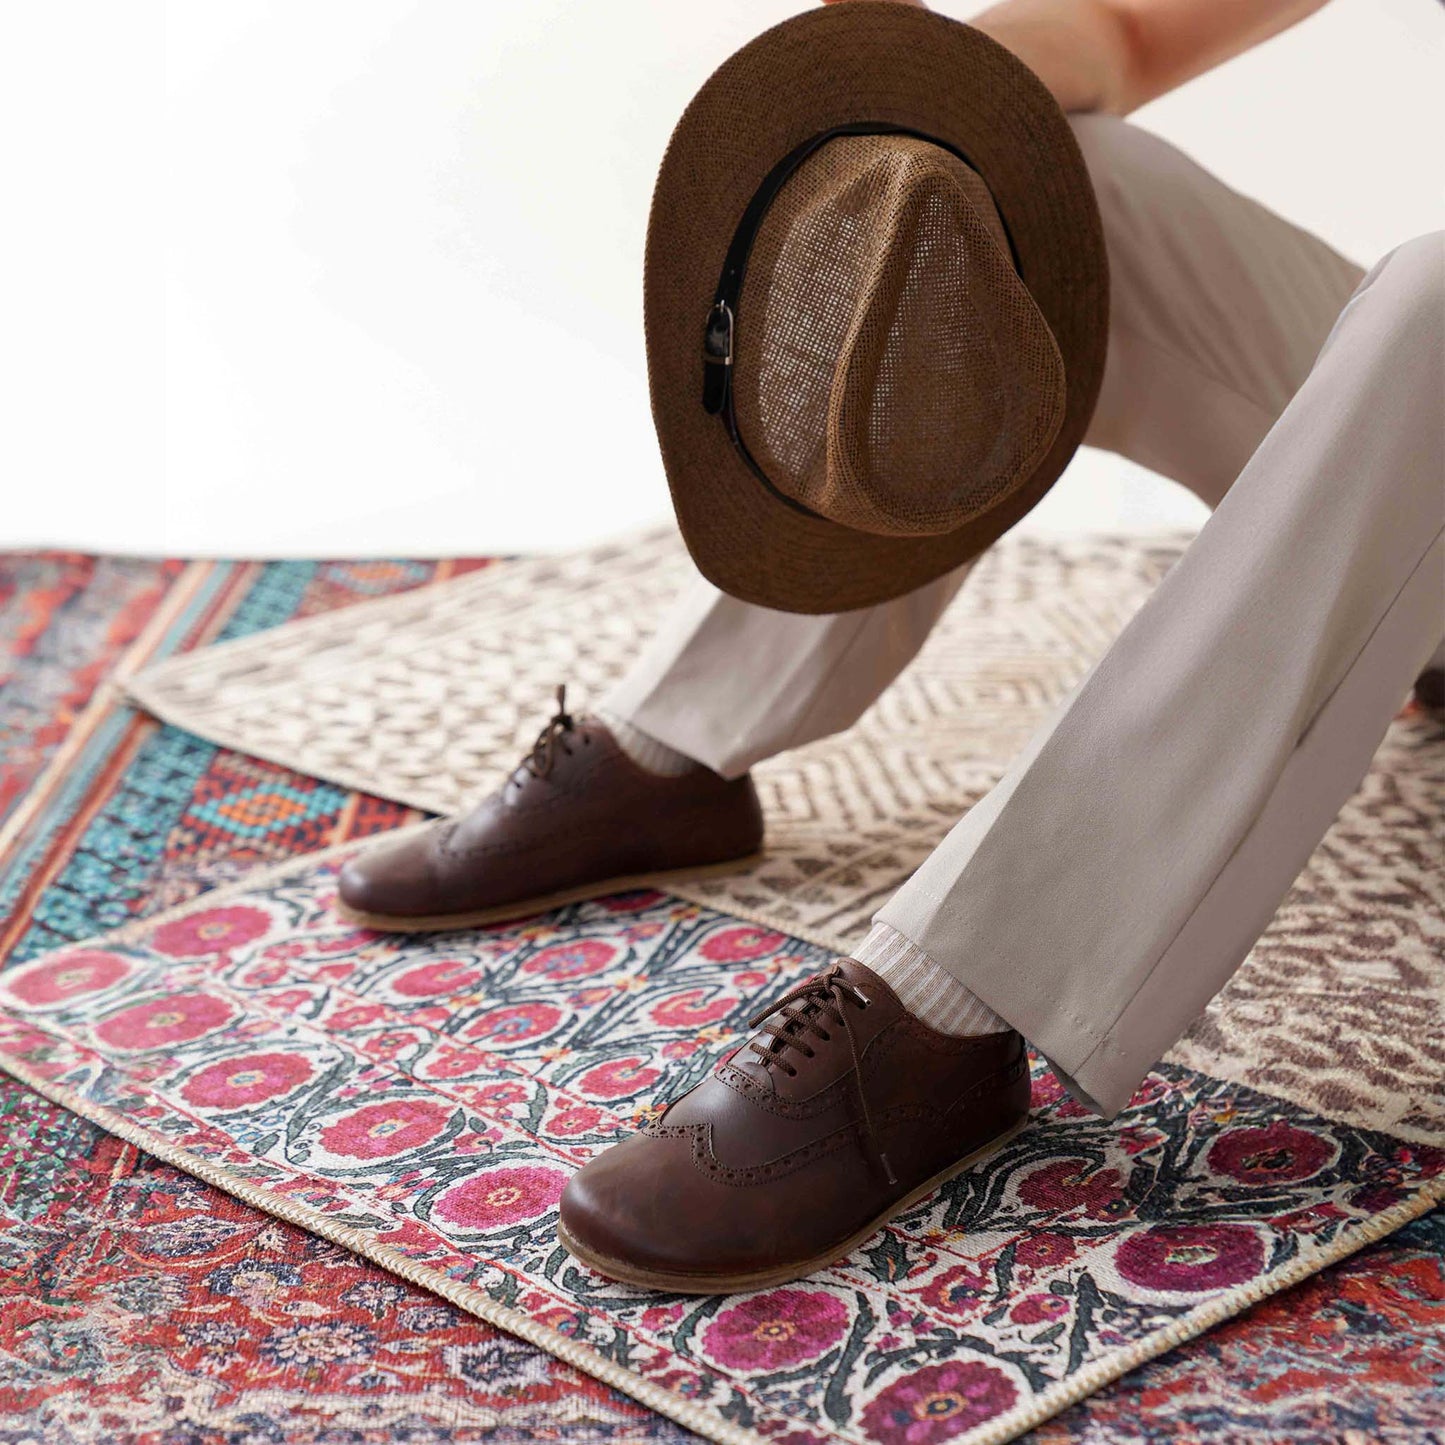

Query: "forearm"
(974, 0), (1331, 115)
(972, 0), (1135, 113)
(824, 0), (1334, 116)
(822, 0), (1123, 108)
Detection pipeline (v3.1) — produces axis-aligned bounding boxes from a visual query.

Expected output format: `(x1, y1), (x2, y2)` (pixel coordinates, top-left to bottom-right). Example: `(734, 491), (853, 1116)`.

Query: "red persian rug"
(0, 1084), (672, 1442)
(0, 551), (1440, 1444)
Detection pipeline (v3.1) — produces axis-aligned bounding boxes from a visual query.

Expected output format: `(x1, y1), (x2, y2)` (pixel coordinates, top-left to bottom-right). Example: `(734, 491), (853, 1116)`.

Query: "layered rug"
(7, 1088), (1443, 1445)
(0, 1087), (672, 1443)
(2, 548), (1442, 1444)
(0, 851), (1441, 1445)
(126, 531), (1444, 1141)
(0, 553), (672, 1442)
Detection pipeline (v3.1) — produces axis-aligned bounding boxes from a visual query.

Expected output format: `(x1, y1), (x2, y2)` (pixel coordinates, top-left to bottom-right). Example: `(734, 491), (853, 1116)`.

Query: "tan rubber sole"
(334, 852), (765, 934)
(556, 1116), (1030, 1294)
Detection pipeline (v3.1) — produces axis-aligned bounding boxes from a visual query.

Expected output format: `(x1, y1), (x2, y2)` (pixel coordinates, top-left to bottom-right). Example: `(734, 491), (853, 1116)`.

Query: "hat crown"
(732, 135), (1067, 537)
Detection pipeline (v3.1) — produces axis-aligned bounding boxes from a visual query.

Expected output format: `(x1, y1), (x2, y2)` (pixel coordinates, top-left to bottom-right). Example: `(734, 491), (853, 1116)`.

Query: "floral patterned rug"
(0, 1086), (674, 1443)
(0, 552), (687, 1443)
(2, 550), (1441, 1445)
(7, 1084), (1442, 1445)
(0, 850), (1439, 1445)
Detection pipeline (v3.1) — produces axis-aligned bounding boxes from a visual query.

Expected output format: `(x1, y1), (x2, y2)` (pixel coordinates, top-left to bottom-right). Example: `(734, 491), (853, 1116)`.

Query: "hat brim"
(645, 2), (1108, 614)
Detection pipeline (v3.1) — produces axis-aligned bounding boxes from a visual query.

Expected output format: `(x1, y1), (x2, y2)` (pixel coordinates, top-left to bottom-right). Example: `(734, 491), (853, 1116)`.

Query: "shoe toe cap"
(559, 1136), (668, 1265)
(560, 1134), (755, 1285)
(336, 832), (439, 919)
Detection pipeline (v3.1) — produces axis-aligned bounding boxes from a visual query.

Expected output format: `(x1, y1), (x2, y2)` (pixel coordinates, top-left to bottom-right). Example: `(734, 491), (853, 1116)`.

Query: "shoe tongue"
(830, 957), (903, 1013)
(763, 985), (828, 1056)
(744, 959), (901, 1080)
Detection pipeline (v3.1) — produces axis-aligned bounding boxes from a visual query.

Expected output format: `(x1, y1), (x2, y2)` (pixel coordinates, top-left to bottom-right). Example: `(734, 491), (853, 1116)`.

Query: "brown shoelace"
(439, 685), (582, 850)
(746, 964), (897, 1185)
(514, 684), (581, 783)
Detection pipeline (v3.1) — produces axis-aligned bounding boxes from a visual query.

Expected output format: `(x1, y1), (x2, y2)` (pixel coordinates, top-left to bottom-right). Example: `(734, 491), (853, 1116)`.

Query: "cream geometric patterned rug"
(127, 531), (1445, 1145)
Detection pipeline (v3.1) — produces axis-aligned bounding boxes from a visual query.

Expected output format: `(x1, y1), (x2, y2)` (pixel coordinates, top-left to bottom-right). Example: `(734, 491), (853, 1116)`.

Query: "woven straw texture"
(125, 531), (1445, 1147)
(734, 135), (1064, 536)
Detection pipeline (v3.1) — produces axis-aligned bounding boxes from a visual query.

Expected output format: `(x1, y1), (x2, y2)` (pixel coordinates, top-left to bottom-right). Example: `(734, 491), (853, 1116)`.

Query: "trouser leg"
(601, 116), (1363, 778)
(601, 560), (976, 778)
(877, 235), (1445, 1117)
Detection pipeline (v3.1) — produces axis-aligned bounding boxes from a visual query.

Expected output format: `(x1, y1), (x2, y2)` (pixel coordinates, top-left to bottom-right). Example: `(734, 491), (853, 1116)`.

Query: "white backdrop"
(2, 0), (1441, 557)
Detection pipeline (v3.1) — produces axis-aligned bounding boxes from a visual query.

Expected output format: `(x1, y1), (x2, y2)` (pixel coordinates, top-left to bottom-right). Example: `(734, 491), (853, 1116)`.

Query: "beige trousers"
(603, 116), (1445, 1116)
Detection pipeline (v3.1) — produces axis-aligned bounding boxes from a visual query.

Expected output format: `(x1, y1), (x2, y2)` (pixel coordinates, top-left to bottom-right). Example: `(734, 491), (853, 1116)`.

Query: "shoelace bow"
(515, 684), (579, 782)
(745, 964), (897, 1186)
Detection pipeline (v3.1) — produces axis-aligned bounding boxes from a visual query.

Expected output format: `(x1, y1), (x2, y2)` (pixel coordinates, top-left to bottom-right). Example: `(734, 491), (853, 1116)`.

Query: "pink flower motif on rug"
(860, 1360), (1018, 1444)
(433, 1164), (567, 1232)
(522, 940), (618, 981)
(649, 989), (735, 1030)
(1010, 1292), (1070, 1325)
(180, 1051), (315, 1109)
(919, 1264), (992, 1320)
(93, 992), (235, 1050)
(464, 1002), (564, 1047)
(1115, 1223), (1266, 1293)
(1, 949), (132, 1008)
(390, 958), (485, 997)
(319, 1099), (454, 1160)
(1206, 1120), (1337, 1184)
(150, 905), (273, 958)
(575, 1056), (661, 1099)
(1018, 1159), (1127, 1218)
(701, 1289), (849, 1373)
(416, 1046), (495, 1081)
(1013, 1232), (1078, 1271)
(547, 1104), (606, 1138)
(698, 926), (786, 962)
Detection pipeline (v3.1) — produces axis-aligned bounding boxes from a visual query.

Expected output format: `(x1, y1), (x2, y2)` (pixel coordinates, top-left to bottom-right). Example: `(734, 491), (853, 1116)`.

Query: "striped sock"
(598, 709), (700, 777)
(853, 922), (1009, 1037)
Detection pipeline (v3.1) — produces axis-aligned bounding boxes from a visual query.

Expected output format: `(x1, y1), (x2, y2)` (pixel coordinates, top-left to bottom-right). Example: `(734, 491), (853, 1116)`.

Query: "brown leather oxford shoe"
(558, 959), (1030, 1293)
(336, 687), (764, 931)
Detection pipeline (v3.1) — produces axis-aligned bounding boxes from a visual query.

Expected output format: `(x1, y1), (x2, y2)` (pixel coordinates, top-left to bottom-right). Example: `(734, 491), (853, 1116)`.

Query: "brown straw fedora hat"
(645, 2), (1109, 613)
